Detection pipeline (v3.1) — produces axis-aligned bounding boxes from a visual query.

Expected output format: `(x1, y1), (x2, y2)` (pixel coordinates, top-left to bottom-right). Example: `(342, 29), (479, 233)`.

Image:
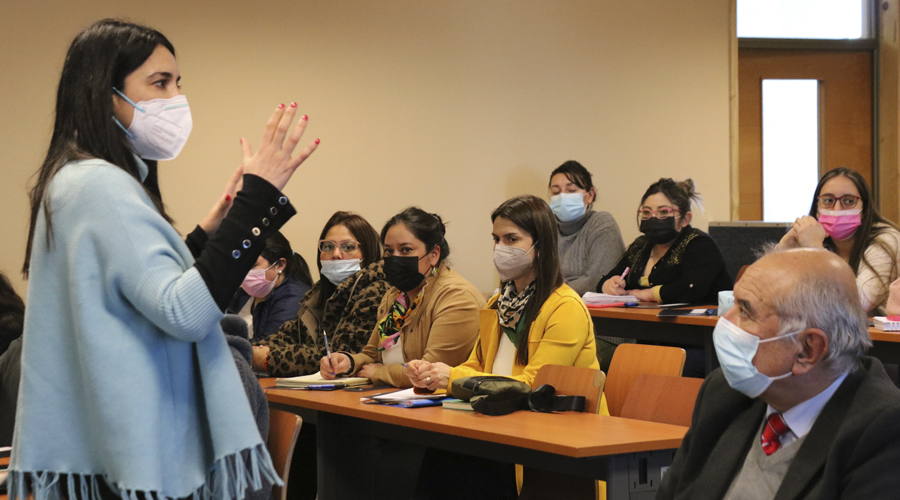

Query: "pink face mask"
(818, 208), (862, 241)
(241, 262), (278, 298)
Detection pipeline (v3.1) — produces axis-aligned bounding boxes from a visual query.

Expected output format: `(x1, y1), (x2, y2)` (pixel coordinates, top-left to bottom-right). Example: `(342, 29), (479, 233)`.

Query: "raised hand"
(240, 102), (319, 191)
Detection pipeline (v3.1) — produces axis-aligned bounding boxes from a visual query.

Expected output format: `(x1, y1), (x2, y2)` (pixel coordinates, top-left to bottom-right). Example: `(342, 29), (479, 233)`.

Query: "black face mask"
(383, 255), (430, 292)
(640, 217), (679, 245)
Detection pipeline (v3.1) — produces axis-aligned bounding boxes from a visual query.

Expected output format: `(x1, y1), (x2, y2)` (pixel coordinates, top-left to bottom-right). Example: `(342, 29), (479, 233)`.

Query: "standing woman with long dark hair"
(777, 167), (900, 314)
(11, 19), (318, 500)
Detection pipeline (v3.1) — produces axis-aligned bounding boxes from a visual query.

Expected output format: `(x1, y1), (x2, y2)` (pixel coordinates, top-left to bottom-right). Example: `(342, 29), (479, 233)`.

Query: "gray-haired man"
(658, 248), (900, 500)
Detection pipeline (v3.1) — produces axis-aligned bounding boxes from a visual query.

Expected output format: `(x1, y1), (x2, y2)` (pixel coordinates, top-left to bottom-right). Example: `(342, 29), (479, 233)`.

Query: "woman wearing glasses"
(597, 178), (731, 376)
(320, 207), (484, 387)
(251, 212), (389, 376)
(598, 178), (731, 304)
(228, 232), (313, 341)
(777, 167), (900, 314)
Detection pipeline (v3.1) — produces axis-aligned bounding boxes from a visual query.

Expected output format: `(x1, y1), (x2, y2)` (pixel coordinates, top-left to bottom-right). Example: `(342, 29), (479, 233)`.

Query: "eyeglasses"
(318, 240), (360, 254)
(817, 195), (861, 210)
(637, 208), (681, 220)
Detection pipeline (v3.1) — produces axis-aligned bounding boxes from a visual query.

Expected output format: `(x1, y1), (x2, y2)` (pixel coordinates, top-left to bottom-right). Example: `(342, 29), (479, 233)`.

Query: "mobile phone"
(344, 385), (390, 392)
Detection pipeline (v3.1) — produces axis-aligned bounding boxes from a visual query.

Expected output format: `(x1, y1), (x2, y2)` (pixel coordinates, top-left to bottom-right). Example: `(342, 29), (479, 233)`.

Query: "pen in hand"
(322, 329), (335, 377)
(616, 267), (630, 292)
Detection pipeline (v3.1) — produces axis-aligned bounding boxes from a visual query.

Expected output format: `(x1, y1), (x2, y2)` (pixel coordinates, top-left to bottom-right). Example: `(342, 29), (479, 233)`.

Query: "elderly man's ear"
(792, 329), (830, 375)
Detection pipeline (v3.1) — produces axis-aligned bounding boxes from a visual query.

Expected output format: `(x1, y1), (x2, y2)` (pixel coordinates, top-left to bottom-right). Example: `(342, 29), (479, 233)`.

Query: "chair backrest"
(267, 409), (302, 500)
(531, 364), (606, 414)
(519, 364), (607, 500)
(605, 344), (686, 417)
(620, 374), (704, 427)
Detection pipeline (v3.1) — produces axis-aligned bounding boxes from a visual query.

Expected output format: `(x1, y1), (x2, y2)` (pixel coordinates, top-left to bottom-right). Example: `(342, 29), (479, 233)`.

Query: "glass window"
(762, 79), (820, 222)
(737, 0), (867, 39)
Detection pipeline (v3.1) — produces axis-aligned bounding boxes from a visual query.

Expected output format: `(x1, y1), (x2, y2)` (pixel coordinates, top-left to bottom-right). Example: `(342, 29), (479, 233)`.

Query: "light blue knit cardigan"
(10, 158), (279, 500)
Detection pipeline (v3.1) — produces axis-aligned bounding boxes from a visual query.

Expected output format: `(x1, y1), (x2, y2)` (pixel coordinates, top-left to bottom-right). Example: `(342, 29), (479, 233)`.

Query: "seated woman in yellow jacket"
(321, 207), (484, 387)
(407, 194), (600, 500)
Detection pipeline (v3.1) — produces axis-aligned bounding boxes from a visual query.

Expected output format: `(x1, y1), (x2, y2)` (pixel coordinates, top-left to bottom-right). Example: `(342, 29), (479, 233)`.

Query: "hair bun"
(431, 212), (446, 235)
(678, 179), (696, 198)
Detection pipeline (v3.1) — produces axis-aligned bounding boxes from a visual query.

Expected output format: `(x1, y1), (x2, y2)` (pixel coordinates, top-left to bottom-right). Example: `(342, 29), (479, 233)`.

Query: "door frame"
(728, 0), (889, 220)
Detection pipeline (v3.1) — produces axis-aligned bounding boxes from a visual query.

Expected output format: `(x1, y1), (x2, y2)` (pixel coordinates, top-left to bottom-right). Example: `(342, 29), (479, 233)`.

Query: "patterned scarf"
(496, 280), (536, 344)
(376, 290), (423, 350)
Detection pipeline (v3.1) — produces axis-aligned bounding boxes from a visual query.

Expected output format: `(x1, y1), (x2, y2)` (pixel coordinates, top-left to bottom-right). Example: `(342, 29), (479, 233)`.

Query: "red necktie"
(760, 412), (790, 456)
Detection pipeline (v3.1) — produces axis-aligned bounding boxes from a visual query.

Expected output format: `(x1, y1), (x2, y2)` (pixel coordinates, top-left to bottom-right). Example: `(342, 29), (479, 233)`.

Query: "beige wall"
(0, 0), (732, 298)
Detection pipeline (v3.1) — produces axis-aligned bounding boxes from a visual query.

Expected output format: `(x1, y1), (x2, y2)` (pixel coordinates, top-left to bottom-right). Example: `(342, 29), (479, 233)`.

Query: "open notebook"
(275, 371), (370, 389)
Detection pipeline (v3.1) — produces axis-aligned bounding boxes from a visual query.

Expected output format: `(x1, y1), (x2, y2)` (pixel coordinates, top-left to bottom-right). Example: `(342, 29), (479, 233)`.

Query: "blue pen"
(322, 329), (335, 376)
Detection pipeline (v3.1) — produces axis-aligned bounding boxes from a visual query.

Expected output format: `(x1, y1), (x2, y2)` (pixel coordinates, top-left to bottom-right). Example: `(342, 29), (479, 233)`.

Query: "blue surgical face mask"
(549, 193), (587, 222)
(713, 317), (800, 398)
(319, 258), (361, 286)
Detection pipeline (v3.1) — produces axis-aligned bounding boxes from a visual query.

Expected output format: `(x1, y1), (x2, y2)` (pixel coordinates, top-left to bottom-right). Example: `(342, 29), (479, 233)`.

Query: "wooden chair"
(620, 374), (704, 427)
(267, 409), (302, 500)
(604, 344), (686, 417)
(531, 364), (607, 414)
(518, 365), (606, 500)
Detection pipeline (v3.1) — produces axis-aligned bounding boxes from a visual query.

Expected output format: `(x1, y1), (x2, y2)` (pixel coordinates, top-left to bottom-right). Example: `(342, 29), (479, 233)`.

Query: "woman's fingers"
(225, 164), (243, 194)
(260, 103), (286, 147)
(240, 104), (319, 191)
(272, 102), (298, 150)
(287, 138), (320, 172)
(240, 137), (254, 163)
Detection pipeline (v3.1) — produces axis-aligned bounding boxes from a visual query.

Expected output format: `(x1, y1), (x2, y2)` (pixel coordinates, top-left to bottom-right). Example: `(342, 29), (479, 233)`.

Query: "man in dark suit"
(657, 248), (900, 500)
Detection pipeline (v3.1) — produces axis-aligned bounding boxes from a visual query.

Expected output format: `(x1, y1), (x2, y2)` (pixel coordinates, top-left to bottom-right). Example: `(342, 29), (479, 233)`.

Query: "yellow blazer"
(449, 283), (601, 392)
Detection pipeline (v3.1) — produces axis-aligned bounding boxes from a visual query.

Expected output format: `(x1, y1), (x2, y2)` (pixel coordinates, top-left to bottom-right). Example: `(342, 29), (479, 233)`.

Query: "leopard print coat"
(256, 260), (388, 377)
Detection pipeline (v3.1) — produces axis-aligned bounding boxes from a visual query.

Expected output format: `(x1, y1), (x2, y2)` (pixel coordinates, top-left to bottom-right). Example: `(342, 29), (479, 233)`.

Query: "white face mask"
(713, 317), (800, 398)
(320, 259), (361, 286)
(493, 243), (535, 282)
(113, 87), (193, 161)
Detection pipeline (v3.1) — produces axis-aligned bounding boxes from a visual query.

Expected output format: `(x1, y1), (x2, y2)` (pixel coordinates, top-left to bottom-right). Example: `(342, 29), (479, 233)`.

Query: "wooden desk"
(590, 307), (900, 367)
(265, 386), (687, 500)
(591, 306), (719, 373)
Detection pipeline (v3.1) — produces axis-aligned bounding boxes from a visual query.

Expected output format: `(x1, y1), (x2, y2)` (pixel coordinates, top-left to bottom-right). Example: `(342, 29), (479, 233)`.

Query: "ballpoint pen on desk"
(322, 329), (335, 376)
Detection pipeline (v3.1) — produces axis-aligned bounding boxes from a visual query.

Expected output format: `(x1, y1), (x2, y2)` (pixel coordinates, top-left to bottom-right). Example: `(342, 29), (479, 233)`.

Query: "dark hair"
(380, 207), (450, 265)
(549, 160), (594, 191)
(316, 211), (382, 311)
(24, 19), (176, 276)
(483, 195), (563, 366)
(260, 232), (313, 287)
(0, 273), (25, 357)
(809, 167), (900, 305)
(638, 178), (701, 225)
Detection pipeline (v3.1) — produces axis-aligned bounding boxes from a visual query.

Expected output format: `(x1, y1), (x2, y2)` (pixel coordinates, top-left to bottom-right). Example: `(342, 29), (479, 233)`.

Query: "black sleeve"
(184, 226), (209, 259)
(193, 174), (296, 310)
(596, 254), (631, 292)
(658, 236), (729, 304)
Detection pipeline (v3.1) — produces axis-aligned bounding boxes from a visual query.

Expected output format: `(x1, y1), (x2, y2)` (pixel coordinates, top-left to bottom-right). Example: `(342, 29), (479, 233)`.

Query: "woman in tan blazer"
(321, 207), (484, 387)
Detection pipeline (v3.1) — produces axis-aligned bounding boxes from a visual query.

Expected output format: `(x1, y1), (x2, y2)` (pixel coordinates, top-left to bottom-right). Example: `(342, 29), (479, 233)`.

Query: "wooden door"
(738, 49), (873, 220)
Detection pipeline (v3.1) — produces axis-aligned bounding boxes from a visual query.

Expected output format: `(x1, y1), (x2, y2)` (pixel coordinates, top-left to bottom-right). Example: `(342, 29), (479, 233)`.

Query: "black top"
(597, 225), (733, 304)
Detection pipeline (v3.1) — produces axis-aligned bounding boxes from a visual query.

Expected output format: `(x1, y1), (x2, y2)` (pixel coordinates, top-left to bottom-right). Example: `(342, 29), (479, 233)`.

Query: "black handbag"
(450, 376), (586, 416)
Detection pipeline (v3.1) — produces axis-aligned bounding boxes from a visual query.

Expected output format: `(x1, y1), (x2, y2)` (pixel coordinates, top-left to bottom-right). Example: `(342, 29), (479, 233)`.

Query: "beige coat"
(349, 263), (485, 387)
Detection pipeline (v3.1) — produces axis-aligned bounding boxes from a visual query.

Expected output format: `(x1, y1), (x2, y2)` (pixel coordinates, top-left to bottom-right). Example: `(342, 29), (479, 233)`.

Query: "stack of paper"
(363, 387), (448, 408)
(874, 317), (900, 332)
(275, 371), (370, 389)
(582, 292), (638, 305)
